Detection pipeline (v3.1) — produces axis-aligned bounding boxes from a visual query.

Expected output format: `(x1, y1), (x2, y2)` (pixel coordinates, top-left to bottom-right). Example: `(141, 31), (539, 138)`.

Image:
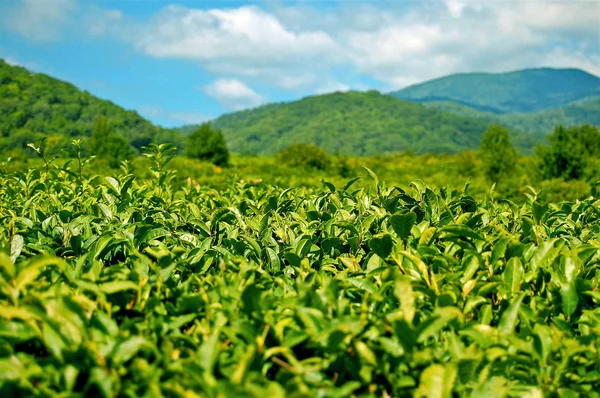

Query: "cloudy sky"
(0, 0), (598, 126)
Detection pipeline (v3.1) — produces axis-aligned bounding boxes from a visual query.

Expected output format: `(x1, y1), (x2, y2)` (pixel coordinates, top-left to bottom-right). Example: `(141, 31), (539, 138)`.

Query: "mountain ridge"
(0, 59), (185, 155)
(389, 67), (600, 114)
(2, 59), (598, 159)
(207, 90), (545, 156)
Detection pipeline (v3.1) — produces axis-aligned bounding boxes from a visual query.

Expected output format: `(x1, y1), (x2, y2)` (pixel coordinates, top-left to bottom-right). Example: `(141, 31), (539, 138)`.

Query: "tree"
(276, 143), (331, 171)
(479, 124), (517, 183)
(87, 116), (135, 168)
(537, 124), (600, 180)
(186, 123), (229, 166)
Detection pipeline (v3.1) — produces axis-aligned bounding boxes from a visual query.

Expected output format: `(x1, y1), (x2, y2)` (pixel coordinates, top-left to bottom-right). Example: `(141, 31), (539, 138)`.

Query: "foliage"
(536, 124), (600, 180)
(87, 116), (135, 168)
(480, 124), (517, 183)
(0, 59), (185, 155)
(185, 123), (229, 166)
(391, 67), (600, 114)
(422, 97), (600, 136)
(276, 143), (331, 170)
(1, 148), (600, 396)
(207, 91), (528, 156)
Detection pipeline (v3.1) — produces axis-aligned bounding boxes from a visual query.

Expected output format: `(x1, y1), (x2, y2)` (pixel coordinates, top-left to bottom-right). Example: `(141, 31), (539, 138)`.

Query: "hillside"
(422, 97), (600, 133)
(0, 59), (184, 155)
(390, 68), (600, 114)
(209, 90), (541, 156)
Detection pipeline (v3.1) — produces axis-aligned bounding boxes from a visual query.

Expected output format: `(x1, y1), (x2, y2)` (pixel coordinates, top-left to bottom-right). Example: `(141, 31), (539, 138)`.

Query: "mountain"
(0, 59), (184, 155)
(421, 96), (600, 133)
(209, 90), (541, 156)
(390, 68), (600, 114)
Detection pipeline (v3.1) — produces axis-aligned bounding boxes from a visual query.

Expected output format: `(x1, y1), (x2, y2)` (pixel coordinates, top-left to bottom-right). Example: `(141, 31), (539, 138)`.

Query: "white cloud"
(2, 54), (38, 70)
(3, 0), (598, 95)
(3, 0), (77, 41)
(444, 0), (468, 18)
(337, 1), (600, 89)
(315, 81), (352, 95)
(203, 78), (264, 110)
(541, 47), (600, 77)
(135, 5), (341, 81)
(138, 105), (163, 118)
(4, 57), (20, 66)
(85, 8), (123, 36)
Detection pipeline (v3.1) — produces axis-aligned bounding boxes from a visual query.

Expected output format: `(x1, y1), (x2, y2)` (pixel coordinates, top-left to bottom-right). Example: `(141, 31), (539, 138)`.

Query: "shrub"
(536, 124), (600, 180)
(186, 123), (230, 166)
(276, 143), (331, 170)
(87, 116), (135, 168)
(479, 124), (517, 184)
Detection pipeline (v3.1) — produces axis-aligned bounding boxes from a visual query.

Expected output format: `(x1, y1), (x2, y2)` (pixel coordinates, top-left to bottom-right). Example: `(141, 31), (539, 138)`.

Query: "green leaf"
(99, 280), (138, 294)
(98, 203), (113, 220)
(532, 202), (548, 225)
(0, 357), (24, 381)
(15, 256), (64, 291)
(394, 277), (415, 324)
(111, 336), (151, 365)
(390, 212), (417, 240)
(348, 277), (376, 294)
(104, 176), (120, 195)
(354, 340), (377, 366)
(0, 253), (15, 278)
(439, 225), (484, 241)
(415, 364), (455, 398)
(265, 247), (281, 273)
(368, 233), (393, 258)
(362, 166), (379, 190)
(560, 282), (579, 317)
(42, 322), (67, 361)
(502, 257), (523, 296)
(231, 344), (256, 384)
(418, 227), (437, 246)
(241, 284), (262, 317)
(497, 292), (526, 334)
(10, 235), (23, 263)
(417, 307), (462, 343)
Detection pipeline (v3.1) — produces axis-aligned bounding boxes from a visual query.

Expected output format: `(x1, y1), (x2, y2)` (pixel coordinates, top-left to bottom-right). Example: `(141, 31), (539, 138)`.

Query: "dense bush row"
(1, 145), (599, 396)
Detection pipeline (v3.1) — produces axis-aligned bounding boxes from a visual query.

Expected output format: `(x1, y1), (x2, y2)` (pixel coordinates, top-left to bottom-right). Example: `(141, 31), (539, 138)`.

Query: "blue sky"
(1, 0), (598, 127)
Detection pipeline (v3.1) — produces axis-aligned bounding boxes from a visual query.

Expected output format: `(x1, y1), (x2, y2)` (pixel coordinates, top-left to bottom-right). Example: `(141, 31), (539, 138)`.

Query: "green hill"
(390, 68), (600, 114)
(0, 59), (184, 155)
(208, 90), (543, 156)
(422, 97), (600, 133)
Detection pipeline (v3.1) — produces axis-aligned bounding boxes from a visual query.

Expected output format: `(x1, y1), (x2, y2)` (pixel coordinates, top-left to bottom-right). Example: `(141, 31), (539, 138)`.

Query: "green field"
(1, 145), (599, 397)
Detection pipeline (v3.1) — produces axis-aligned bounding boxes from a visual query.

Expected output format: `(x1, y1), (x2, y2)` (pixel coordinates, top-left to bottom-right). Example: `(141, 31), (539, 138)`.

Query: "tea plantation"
(1, 145), (599, 397)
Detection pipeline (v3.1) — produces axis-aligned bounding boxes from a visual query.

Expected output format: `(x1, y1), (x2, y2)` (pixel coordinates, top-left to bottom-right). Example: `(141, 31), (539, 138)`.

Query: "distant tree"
(536, 124), (600, 180)
(186, 123), (229, 166)
(276, 143), (331, 171)
(479, 124), (517, 183)
(87, 116), (135, 168)
(455, 150), (480, 178)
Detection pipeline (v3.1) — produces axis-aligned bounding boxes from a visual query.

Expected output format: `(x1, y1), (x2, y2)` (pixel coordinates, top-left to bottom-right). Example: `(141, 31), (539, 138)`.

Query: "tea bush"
(0, 144), (599, 397)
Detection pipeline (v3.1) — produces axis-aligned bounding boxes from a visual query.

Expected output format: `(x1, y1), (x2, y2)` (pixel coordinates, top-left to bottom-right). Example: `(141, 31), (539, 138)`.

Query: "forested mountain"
(2, 58), (596, 159)
(390, 68), (600, 114)
(0, 59), (184, 155)
(421, 96), (600, 133)
(208, 91), (543, 156)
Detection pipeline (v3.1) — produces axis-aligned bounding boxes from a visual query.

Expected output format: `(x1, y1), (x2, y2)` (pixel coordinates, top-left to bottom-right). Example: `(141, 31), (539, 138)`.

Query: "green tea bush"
(1, 146), (599, 396)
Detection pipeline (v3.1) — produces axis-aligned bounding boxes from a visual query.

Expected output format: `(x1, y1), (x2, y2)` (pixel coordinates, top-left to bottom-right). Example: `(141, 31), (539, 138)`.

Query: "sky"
(0, 0), (598, 127)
